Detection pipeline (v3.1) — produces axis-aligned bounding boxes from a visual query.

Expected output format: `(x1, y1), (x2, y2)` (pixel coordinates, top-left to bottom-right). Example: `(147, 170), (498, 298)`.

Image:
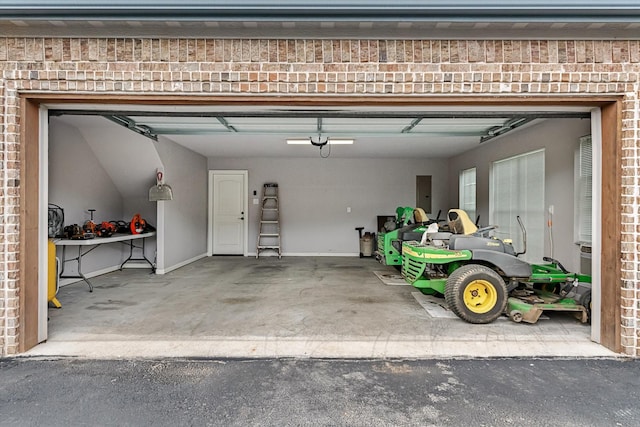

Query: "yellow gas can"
(48, 239), (61, 308)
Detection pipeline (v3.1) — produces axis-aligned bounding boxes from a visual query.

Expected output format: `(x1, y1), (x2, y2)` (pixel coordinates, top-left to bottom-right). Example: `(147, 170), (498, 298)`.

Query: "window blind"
(576, 135), (592, 244)
(490, 149), (545, 263)
(459, 167), (477, 222)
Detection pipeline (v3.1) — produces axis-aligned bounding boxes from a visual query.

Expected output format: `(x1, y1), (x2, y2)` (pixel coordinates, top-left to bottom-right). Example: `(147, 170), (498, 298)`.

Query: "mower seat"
(413, 208), (429, 224)
(448, 209), (497, 237)
(447, 209), (478, 235)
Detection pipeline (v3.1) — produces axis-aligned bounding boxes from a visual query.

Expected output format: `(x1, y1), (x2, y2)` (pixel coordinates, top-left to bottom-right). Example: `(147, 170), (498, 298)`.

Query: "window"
(490, 149), (545, 263)
(459, 167), (476, 222)
(575, 135), (592, 244)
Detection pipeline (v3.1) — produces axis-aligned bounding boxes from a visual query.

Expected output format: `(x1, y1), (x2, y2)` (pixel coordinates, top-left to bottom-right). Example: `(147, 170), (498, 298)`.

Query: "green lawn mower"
(375, 207), (440, 268)
(401, 209), (592, 324)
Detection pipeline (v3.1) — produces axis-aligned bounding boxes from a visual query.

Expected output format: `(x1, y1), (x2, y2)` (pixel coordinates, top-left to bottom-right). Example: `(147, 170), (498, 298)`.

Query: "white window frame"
(574, 135), (592, 245)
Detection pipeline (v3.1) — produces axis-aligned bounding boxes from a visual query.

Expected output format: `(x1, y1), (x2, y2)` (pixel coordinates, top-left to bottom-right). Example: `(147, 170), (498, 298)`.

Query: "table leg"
(119, 237), (155, 273)
(59, 245), (94, 292)
(76, 246), (94, 292)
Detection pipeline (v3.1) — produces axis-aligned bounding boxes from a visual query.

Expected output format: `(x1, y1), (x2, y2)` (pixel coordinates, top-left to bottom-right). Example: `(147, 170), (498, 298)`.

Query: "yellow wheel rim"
(463, 279), (498, 314)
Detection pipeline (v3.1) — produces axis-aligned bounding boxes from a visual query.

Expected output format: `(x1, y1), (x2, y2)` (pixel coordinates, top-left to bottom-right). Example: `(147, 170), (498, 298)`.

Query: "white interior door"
(212, 172), (246, 255)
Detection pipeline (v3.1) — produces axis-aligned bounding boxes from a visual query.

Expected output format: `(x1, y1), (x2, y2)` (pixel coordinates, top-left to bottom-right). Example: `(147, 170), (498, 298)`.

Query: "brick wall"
(1, 76), (4, 355)
(1, 38), (639, 356)
(2, 68), (23, 356)
(620, 93), (640, 355)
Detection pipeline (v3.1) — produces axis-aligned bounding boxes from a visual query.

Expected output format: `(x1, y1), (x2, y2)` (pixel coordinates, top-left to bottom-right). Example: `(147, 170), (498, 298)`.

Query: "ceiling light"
(286, 138), (354, 145)
(286, 139), (313, 145)
(328, 139), (354, 145)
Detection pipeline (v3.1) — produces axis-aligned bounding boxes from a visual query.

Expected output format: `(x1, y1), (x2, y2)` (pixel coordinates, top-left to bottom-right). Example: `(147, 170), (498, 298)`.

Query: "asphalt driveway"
(1, 357), (638, 426)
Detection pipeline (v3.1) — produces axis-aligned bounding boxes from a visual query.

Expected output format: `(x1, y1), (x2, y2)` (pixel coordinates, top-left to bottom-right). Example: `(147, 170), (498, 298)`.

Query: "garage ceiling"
(50, 106), (590, 158)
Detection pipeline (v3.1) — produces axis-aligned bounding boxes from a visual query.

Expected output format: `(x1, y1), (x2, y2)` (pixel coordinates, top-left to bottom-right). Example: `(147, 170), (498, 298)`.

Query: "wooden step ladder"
(256, 183), (282, 258)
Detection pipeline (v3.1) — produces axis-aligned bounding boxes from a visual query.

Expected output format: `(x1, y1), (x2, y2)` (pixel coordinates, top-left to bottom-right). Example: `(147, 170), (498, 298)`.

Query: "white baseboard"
(58, 264), (121, 287)
(121, 262), (155, 269)
(156, 252), (207, 275)
(247, 252), (360, 257)
(58, 253), (208, 285)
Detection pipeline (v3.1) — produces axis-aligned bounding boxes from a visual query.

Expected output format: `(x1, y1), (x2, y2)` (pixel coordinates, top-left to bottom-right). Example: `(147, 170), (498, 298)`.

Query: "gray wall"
(155, 136), (208, 270)
(208, 157), (450, 254)
(49, 117), (209, 280)
(448, 118), (592, 272)
(49, 119), (126, 277)
(73, 116), (162, 236)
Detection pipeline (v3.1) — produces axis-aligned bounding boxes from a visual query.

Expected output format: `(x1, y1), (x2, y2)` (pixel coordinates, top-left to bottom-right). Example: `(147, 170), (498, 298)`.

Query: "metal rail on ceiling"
(50, 110), (591, 119)
(53, 108), (590, 142)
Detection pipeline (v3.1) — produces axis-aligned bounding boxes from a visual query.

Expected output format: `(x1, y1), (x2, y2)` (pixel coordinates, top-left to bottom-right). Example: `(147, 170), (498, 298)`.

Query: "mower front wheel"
(445, 264), (508, 324)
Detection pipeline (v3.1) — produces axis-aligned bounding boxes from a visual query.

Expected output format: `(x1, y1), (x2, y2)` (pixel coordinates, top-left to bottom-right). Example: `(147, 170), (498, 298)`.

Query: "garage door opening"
(19, 95), (620, 357)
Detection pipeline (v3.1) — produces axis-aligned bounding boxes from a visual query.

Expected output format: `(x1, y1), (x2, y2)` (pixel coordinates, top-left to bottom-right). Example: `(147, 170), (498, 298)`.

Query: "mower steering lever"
(543, 256), (569, 273)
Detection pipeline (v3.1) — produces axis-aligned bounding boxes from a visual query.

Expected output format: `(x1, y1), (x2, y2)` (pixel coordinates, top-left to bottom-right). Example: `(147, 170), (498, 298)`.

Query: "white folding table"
(53, 231), (156, 292)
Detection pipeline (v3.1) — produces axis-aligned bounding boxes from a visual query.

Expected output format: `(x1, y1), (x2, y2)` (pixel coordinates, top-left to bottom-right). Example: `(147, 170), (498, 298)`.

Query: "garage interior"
(31, 101), (615, 358)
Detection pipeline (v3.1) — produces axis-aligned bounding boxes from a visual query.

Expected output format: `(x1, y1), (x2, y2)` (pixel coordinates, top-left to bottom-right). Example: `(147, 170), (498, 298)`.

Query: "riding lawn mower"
(401, 209), (592, 324)
(375, 206), (441, 267)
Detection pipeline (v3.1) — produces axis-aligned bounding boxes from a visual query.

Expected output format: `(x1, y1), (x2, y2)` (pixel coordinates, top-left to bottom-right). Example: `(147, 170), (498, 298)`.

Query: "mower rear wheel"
(445, 264), (508, 324)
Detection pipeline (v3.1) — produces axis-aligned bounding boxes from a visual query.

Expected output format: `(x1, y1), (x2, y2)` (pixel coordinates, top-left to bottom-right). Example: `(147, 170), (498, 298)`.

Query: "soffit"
(1, 20), (639, 40)
(1, 1), (640, 39)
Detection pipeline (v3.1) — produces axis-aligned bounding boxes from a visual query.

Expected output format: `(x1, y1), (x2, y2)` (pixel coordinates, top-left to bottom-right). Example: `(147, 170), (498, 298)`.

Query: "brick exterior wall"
(0, 38), (638, 356)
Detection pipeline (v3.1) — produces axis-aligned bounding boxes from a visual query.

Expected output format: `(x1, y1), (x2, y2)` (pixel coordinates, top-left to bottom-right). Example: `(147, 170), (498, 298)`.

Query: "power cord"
(319, 143), (331, 158)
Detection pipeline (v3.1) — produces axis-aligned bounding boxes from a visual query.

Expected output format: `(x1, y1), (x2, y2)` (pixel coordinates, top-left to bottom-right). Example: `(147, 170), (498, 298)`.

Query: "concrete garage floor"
(29, 257), (617, 359)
